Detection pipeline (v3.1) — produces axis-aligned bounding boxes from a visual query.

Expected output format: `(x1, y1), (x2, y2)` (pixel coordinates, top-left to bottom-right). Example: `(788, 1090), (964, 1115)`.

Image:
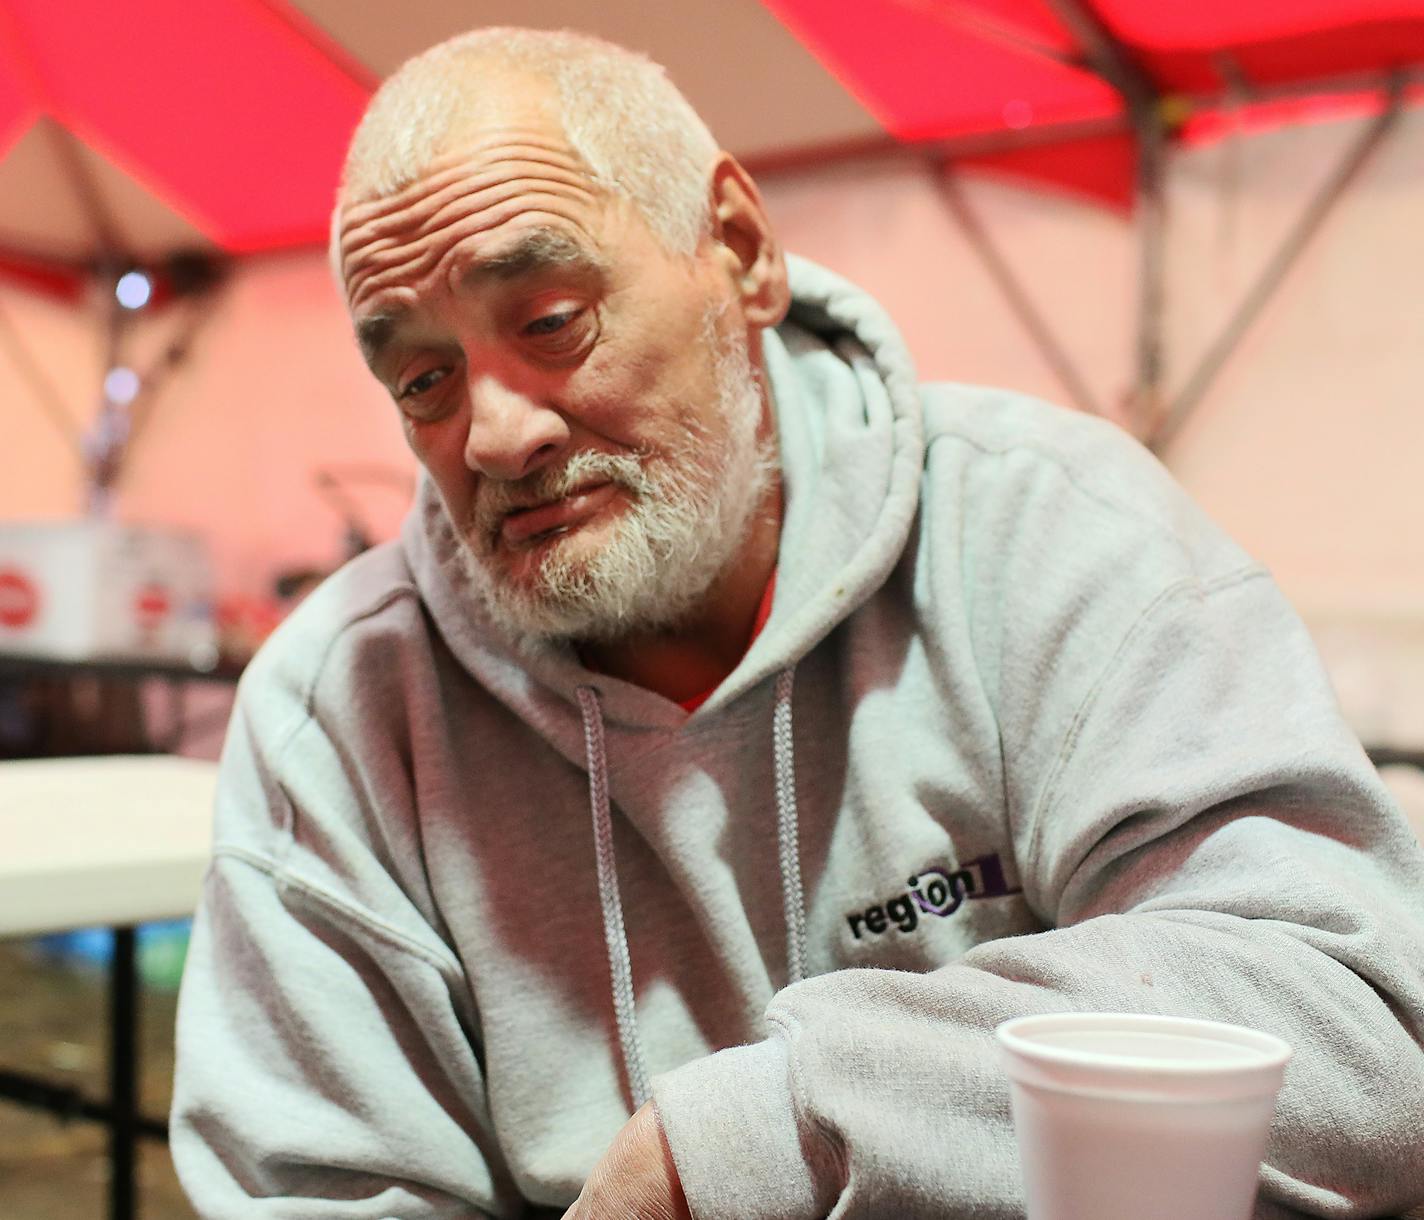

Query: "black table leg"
(110, 926), (137, 1220)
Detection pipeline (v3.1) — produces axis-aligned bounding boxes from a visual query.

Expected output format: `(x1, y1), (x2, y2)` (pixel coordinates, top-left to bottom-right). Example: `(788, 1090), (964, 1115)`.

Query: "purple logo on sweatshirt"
(845, 853), (1022, 940)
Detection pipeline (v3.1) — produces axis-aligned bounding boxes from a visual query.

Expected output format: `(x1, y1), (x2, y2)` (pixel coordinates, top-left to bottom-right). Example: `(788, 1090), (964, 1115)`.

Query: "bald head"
(337, 28), (721, 259)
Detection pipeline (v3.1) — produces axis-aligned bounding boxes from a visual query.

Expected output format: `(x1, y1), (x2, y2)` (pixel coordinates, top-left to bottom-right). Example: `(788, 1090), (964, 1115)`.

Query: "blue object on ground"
(31, 919), (193, 989)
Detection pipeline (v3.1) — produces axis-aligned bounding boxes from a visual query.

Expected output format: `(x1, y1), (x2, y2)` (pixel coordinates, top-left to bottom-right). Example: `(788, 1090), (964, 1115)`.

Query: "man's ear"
(707, 153), (790, 329)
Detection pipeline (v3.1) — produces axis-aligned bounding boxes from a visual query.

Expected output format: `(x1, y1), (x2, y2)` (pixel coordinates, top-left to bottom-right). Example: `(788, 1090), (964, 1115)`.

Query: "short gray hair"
(336, 27), (720, 258)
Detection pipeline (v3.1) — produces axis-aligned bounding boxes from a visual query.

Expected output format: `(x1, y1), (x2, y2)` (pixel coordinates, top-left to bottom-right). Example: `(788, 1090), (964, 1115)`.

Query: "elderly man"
(172, 26), (1424, 1220)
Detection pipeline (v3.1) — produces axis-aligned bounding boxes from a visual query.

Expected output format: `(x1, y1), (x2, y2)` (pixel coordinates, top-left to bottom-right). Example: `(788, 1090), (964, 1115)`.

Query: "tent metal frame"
(1042, 0), (1168, 434)
(934, 169), (1106, 416)
(916, 0), (1417, 450)
(1154, 77), (1406, 449)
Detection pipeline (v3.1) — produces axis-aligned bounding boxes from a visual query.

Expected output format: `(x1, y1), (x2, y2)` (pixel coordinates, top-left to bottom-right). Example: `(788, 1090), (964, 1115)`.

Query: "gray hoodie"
(172, 256), (1424, 1219)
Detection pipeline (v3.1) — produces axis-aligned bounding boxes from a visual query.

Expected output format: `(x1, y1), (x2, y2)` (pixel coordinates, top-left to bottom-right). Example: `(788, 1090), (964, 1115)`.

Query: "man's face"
(337, 79), (772, 643)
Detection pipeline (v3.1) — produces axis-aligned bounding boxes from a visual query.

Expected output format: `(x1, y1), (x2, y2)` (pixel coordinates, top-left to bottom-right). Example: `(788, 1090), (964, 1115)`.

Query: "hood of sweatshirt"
(400, 254), (924, 744)
(397, 256), (928, 1111)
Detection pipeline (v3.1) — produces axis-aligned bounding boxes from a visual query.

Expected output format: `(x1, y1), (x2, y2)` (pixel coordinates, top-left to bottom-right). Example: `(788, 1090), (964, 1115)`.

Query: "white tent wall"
(0, 108), (1419, 744)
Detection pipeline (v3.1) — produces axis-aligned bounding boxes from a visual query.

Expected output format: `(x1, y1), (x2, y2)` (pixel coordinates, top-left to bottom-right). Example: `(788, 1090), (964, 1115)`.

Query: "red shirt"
(679, 571), (777, 713)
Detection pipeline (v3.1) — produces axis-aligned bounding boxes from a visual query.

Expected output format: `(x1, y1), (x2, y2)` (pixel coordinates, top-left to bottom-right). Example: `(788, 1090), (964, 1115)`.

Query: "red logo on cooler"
(0, 566), (40, 630)
(133, 582), (172, 629)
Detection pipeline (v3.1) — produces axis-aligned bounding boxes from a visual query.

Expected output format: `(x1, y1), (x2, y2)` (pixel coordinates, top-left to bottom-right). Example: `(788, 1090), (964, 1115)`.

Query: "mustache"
(469, 449), (651, 541)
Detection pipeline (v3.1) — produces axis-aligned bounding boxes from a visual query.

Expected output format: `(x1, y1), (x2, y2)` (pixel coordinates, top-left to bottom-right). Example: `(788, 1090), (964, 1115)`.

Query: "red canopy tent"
(1, 0), (1418, 249)
(0, 0), (1420, 467)
(763, 0), (1424, 440)
(765, 0), (1424, 198)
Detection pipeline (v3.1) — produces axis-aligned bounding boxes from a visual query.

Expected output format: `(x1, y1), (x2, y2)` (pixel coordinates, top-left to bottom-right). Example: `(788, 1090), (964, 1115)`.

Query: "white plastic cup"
(996, 1013), (1292, 1220)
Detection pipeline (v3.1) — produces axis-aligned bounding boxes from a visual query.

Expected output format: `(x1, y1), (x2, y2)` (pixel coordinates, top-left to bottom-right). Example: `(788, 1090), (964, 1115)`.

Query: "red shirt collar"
(679, 570), (777, 713)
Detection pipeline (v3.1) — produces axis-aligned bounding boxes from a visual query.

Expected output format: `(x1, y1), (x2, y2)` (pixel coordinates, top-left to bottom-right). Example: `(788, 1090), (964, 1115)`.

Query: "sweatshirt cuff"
(652, 1038), (839, 1220)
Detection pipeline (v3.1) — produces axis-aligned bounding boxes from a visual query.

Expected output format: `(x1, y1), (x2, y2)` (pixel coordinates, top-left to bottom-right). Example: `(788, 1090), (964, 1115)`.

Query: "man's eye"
(524, 310), (578, 337)
(399, 367), (449, 399)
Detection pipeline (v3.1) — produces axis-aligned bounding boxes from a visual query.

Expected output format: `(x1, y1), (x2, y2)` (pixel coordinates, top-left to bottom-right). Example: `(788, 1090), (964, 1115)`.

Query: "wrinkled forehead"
(335, 129), (612, 313)
(335, 67), (612, 311)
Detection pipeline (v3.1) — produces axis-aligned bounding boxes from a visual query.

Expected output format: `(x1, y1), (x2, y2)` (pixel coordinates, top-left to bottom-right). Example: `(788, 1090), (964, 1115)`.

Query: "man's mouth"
(498, 481), (619, 548)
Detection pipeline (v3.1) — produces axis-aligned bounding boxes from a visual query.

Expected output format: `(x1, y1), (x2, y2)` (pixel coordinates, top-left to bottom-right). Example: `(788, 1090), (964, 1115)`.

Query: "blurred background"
(0, 1), (1421, 1216)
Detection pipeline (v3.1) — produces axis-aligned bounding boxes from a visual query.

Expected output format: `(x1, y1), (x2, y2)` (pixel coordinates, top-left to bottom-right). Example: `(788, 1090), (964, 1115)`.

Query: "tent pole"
(1134, 102), (1169, 438)
(1039, 0), (1156, 103)
(86, 274), (130, 517)
(1152, 78), (1405, 452)
(935, 167), (1106, 417)
(1039, 0), (1168, 437)
(126, 288), (227, 448)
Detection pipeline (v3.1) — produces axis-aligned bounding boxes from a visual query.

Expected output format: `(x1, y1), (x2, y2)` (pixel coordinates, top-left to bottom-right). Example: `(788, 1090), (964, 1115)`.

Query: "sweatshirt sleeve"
(171, 670), (518, 1218)
(653, 430), (1424, 1218)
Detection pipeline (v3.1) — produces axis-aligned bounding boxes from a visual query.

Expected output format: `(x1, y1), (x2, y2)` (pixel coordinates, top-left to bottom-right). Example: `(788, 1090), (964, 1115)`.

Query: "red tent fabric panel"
(1136, 24), (1424, 95)
(1073, 0), (1424, 93)
(2, 0), (369, 251)
(0, 8), (39, 156)
(761, 0), (1422, 204)
(1092, 0), (1422, 48)
(1180, 79), (1424, 144)
(0, 87), (34, 161)
(759, 0), (1121, 142)
(921, 0), (1078, 55)
(0, 245), (86, 301)
(959, 131), (1137, 209)
(1098, 1), (1424, 94)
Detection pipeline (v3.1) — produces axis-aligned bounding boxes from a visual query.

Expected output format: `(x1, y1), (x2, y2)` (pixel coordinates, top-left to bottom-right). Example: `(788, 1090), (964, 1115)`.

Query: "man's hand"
(562, 1101), (692, 1220)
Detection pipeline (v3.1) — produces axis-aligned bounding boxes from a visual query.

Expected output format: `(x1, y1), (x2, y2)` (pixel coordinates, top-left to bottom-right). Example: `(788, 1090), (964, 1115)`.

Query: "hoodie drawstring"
(577, 685), (652, 1110)
(575, 670), (807, 1112)
(772, 667), (807, 985)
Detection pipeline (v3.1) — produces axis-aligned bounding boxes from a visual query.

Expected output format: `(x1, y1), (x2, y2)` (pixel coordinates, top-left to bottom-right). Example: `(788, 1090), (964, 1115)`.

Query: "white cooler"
(0, 519), (217, 666)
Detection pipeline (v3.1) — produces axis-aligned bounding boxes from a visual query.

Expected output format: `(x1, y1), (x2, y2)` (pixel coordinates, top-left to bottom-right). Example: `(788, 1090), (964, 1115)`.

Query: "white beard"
(449, 307), (776, 646)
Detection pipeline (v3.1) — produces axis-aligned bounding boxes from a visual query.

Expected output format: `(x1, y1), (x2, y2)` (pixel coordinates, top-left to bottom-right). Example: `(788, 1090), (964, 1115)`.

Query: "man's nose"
(464, 373), (568, 482)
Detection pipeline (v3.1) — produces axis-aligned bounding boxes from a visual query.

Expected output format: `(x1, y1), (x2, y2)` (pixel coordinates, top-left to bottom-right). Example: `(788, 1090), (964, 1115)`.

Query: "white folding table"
(0, 754), (216, 1220)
